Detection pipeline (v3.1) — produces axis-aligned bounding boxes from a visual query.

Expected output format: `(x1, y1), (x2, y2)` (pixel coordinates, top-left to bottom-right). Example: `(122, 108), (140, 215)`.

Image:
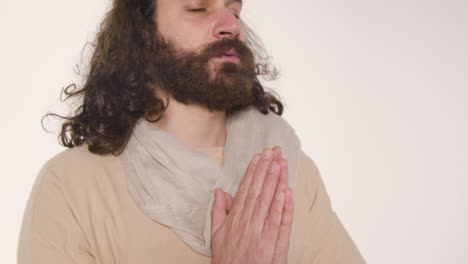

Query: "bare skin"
(212, 147), (294, 264)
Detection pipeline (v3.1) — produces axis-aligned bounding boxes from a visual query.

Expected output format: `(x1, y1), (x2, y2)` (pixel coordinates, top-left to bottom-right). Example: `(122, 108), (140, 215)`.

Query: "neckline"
(194, 146), (225, 154)
(195, 146), (225, 150)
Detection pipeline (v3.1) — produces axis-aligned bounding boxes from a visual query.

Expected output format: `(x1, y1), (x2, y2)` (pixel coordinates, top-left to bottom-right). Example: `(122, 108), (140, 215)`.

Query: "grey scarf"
(120, 107), (301, 256)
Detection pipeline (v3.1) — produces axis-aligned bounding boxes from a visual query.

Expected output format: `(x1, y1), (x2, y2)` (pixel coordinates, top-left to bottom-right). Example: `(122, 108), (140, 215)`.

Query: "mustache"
(199, 38), (254, 62)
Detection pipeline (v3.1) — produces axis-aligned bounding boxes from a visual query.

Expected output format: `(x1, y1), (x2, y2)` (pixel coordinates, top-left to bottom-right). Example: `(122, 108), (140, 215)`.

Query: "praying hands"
(211, 147), (293, 264)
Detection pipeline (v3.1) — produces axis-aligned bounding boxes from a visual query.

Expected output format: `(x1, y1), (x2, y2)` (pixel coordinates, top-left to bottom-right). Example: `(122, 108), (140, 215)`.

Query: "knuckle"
(248, 184), (262, 197)
(238, 184), (249, 195)
(264, 218), (279, 231)
(255, 197), (269, 210)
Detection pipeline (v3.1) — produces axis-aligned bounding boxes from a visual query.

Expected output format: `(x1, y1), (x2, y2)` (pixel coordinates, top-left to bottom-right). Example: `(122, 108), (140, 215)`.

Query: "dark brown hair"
(44, 0), (283, 155)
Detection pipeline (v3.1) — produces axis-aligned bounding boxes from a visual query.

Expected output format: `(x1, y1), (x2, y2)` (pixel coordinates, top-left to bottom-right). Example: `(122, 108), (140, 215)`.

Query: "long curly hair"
(44, 0), (283, 155)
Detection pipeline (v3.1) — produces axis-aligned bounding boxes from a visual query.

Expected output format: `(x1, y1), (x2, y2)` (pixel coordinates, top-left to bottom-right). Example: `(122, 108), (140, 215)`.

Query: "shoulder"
(297, 150), (321, 181)
(43, 144), (120, 176)
(292, 151), (367, 263)
(254, 109), (297, 135)
(36, 144), (123, 191)
(18, 146), (112, 262)
(295, 150), (330, 209)
(25, 145), (126, 219)
(232, 107), (299, 140)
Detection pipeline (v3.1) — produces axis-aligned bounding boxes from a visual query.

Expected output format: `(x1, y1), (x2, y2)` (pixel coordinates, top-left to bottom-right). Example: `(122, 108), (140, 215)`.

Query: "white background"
(1, 0), (467, 263)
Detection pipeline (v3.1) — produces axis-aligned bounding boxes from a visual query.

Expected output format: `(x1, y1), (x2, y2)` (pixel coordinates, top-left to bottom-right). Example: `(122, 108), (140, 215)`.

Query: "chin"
(208, 69), (236, 82)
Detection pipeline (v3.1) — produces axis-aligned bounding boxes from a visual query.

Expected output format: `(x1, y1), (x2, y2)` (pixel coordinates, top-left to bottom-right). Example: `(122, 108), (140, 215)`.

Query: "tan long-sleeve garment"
(17, 145), (366, 263)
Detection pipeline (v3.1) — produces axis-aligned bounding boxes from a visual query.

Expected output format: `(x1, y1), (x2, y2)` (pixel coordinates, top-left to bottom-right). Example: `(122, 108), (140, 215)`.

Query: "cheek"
(238, 25), (248, 42)
(156, 14), (214, 51)
(185, 14), (229, 49)
(175, 23), (211, 50)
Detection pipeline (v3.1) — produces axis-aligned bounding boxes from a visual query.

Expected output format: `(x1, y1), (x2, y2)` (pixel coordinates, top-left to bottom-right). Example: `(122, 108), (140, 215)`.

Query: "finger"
(240, 148), (274, 225)
(281, 188), (294, 226)
(273, 146), (282, 161)
(275, 158), (289, 195)
(273, 188), (294, 264)
(250, 161), (281, 232)
(260, 190), (285, 242)
(211, 188), (228, 236)
(231, 153), (261, 213)
(224, 191), (234, 213)
(272, 147), (287, 195)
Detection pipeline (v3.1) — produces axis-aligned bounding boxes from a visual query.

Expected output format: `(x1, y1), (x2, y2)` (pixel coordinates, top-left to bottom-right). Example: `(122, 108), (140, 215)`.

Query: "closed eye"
(188, 8), (207, 12)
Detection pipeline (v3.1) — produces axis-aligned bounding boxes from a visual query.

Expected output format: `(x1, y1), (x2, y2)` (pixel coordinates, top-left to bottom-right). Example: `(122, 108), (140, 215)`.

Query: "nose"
(212, 8), (241, 39)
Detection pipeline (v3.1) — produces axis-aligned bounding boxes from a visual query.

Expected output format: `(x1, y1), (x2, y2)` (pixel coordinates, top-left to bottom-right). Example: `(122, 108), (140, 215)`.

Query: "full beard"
(151, 34), (258, 112)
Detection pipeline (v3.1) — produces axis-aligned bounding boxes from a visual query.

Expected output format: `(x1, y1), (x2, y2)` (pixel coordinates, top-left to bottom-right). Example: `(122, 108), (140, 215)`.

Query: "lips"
(223, 48), (239, 57)
(217, 48), (239, 58)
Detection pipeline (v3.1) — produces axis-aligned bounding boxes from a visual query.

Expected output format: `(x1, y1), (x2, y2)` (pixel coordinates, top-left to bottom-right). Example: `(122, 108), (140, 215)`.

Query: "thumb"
(224, 191), (234, 213)
(211, 188), (228, 236)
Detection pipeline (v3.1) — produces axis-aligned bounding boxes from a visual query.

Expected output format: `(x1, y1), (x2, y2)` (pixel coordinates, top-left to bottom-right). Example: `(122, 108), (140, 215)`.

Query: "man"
(18, 0), (366, 263)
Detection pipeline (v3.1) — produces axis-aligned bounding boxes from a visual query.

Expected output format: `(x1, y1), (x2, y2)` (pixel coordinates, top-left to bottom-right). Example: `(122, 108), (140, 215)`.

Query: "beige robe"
(17, 145), (365, 263)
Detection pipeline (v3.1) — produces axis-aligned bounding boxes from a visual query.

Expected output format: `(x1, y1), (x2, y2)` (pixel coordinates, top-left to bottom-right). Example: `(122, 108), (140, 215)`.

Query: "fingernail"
(253, 154), (261, 164)
(276, 147), (282, 158)
(262, 149), (273, 160)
